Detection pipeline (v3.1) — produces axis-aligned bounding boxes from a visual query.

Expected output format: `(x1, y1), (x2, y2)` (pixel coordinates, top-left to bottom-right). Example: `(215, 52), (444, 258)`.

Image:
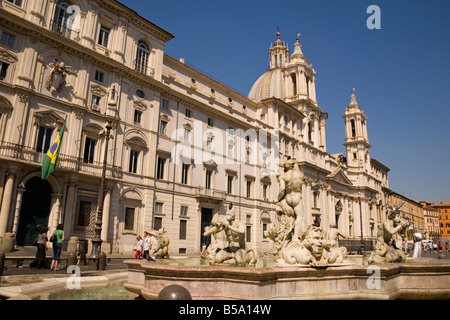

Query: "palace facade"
(0, 0), (391, 255)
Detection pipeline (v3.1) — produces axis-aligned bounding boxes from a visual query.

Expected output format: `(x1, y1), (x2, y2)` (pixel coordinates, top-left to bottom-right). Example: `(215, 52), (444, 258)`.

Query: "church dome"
(248, 68), (285, 103)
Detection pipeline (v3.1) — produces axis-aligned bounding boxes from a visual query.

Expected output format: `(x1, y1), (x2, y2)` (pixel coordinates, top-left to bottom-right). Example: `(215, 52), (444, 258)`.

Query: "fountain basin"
(124, 257), (450, 300)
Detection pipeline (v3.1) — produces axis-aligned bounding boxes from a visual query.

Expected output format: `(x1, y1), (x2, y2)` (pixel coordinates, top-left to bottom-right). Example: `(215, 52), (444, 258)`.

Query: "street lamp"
(359, 194), (364, 255)
(90, 119), (113, 260)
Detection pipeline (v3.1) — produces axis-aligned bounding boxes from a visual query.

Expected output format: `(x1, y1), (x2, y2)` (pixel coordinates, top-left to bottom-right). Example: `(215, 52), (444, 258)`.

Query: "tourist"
(433, 241), (438, 254)
(445, 242), (449, 253)
(438, 241), (443, 254)
(428, 241), (433, 254)
(135, 235), (143, 259)
(142, 231), (150, 260)
(50, 224), (64, 271)
(201, 243), (207, 255)
(31, 226), (48, 269)
(412, 229), (423, 258)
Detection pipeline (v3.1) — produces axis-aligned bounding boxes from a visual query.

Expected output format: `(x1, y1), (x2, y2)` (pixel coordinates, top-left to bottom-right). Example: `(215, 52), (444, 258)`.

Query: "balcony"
(50, 19), (80, 42)
(0, 141), (122, 179)
(194, 186), (226, 203)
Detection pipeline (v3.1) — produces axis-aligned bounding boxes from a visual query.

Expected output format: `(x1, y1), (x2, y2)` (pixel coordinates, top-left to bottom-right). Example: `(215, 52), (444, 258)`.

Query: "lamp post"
(90, 120), (112, 259)
(359, 194), (365, 255)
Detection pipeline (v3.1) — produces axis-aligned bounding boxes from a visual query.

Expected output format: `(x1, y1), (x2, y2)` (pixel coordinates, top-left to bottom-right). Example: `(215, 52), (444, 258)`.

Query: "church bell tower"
(343, 89), (371, 171)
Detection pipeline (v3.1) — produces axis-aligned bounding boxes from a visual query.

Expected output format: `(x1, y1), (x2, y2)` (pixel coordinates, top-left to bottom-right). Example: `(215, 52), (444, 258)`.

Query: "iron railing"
(0, 140), (122, 179)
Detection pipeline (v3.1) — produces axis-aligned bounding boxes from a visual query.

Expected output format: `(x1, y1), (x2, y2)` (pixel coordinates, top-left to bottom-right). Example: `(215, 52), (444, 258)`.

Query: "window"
(179, 220), (187, 240)
(262, 184), (268, 201)
(36, 126), (54, 153)
(154, 217), (162, 230)
(7, 0), (22, 7)
(135, 40), (149, 73)
(351, 119), (356, 137)
(52, 1), (72, 37)
(83, 137), (96, 163)
(227, 175), (234, 194)
(124, 207), (135, 231)
(91, 95), (101, 111)
(155, 202), (164, 214)
(227, 142), (234, 158)
(94, 70), (104, 83)
(181, 163), (190, 185)
(291, 73), (297, 96)
(1, 32), (15, 48)
(205, 169), (213, 189)
(207, 118), (214, 127)
(206, 135), (213, 151)
(246, 226), (251, 242)
(162, 99), (169, 110)
(77, 201), (92, 227)
(98, 25), (110, 47)
(246, 180), (252, 198)
(180, 206), (188, 217)
(185, 108), (192, 118)
(136, 89), (145, 99)
(157, 157), (166, 179)
(134, 110), (142, 125)
(159, 120), (167, 135)
(129, 149), (139, 173)
(183, 128), (190, 144)
(0, 62), (9, 81)
(284, 140), (289, 156)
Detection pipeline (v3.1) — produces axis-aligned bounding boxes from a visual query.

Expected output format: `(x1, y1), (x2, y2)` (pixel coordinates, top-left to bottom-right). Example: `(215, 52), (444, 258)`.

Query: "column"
(11, 184), (25, 236)
(0, 171), (16, 237)
(101, 186), (112, 242)
(63, 179), (78, 239)
(49, 193), (63, 233)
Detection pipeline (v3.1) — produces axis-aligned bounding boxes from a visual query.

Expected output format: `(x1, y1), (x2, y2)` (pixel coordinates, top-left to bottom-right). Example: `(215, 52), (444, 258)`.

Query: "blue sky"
(119, 0), (450, 203)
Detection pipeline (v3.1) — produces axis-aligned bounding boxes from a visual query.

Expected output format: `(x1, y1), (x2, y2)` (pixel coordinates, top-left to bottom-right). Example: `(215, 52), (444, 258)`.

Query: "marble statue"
(276, 158), (305, 240)
(368, 203), (410, 264)
(148, 228), (170, 260)
(45, 59), (67, 94)
(413, 229), (424, 258)
(203, 209), (257, 266)
(267, 159), (351, 268)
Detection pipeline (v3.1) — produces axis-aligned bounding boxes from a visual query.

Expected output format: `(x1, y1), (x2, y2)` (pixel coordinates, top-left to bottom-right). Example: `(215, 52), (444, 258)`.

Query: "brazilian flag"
(42, 119), (66, 180)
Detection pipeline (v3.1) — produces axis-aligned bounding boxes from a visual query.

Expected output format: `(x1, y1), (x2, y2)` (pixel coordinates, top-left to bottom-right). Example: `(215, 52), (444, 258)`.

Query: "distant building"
(388, 192), (425, 236)
(431, 202), (450, 239)
(0, 0), (392, 255)
(420, 201), (440, 240)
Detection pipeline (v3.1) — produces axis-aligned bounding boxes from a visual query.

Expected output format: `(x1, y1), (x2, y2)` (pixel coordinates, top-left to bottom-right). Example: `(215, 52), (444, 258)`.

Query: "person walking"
(32, 226), (48, 269)
(445, 242), (449, 254)
(50, 224), (64, 271)
(438, 241), (443, 254)
(428, 241), (433, 254)
(142, 231), (150, 260)
(433, 241), (438, 254)
(135, 235), (143, 259)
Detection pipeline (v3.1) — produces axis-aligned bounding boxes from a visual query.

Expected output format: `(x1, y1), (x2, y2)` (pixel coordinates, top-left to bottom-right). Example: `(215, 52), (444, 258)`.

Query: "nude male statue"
(276, 159), (304, 240)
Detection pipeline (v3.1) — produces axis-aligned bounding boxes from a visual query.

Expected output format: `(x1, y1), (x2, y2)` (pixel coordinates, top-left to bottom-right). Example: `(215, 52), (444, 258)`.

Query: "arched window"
(52, 0), (78, 39)
(135, 41), (150, 74)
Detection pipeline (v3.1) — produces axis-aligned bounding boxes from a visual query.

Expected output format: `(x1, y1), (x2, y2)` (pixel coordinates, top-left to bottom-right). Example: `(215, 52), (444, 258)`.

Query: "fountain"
(124, 160), (450, 300)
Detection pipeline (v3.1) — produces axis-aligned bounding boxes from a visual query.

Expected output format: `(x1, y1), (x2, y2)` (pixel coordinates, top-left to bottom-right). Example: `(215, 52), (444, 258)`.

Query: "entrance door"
(200, 208), (213, 249)
(16, 177), (52, 246)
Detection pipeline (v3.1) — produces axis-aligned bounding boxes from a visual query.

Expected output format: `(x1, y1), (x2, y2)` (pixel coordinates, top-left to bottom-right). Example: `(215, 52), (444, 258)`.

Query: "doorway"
(200, 208), (213, 249)
(16, 177), (52, 246)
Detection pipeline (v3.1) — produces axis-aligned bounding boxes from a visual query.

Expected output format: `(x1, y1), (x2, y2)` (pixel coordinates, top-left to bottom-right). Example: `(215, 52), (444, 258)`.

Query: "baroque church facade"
(0, 0), (391, 255)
